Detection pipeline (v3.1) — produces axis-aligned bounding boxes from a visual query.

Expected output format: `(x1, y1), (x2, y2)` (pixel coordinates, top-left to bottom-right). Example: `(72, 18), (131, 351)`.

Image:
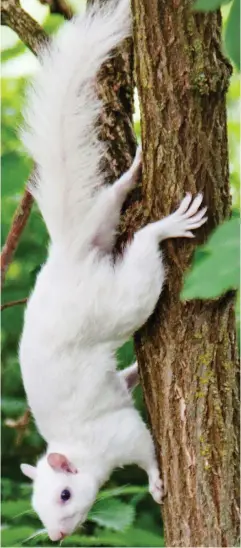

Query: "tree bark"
(131, 1), (239, 546)
(1, 0), (49, 55)
(88, 0), (146, 252)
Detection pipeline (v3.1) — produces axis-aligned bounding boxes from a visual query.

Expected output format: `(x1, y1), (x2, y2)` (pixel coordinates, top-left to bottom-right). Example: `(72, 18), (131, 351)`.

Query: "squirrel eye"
(61, 489), (71, 502)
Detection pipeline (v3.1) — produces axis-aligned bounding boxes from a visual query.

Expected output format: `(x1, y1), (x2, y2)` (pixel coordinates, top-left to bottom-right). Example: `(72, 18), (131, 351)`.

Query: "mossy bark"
(130, 1), (239, 546)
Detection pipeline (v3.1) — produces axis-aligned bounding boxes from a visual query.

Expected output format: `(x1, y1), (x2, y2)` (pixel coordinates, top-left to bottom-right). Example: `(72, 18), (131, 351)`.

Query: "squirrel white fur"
(19, 0), (207, 541)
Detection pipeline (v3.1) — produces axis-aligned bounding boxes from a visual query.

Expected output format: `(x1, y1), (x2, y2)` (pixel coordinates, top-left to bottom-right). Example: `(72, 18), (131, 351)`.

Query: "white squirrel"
(19, 0), (207, 542)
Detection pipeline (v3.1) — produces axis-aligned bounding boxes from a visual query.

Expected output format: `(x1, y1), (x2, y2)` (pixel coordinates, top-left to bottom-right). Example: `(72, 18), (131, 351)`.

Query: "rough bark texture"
(131, 1), (240, 546)
(97, 38), (136, 182)
(39, 0), (74, 20)
(1, 0), (49, 55)
(87, 0), (146, 253)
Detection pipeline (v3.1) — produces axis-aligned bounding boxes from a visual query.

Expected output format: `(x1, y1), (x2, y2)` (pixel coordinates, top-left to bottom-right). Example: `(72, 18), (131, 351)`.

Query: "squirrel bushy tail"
(21, 0), (130, 245)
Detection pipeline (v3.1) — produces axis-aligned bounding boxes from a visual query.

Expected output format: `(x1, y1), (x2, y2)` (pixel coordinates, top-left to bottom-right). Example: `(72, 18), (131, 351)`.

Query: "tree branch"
(1, 0), (49, 55)
(5, 408), (31, 446)
(1, 2), (49, 285)
(1, 190), (34, 287)
(88, 0), (140, 254)
(1, 298), (28, 312)
(39, 0), (73, 20)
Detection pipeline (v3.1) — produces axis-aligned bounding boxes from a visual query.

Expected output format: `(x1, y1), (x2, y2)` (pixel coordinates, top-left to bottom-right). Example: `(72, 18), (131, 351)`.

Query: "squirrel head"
(21, 452), (98, 541)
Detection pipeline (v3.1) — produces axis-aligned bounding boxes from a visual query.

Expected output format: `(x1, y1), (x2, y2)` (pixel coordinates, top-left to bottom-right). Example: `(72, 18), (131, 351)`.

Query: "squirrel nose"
(48, 531), (66, 541)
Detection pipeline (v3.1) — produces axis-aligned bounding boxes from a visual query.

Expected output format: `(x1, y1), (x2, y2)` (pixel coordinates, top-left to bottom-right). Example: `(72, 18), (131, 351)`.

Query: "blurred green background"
(1, 1), (240, 547)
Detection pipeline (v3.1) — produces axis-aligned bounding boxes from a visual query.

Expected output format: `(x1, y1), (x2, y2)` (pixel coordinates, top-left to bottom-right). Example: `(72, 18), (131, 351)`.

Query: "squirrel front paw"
(169, 193), (208, 238)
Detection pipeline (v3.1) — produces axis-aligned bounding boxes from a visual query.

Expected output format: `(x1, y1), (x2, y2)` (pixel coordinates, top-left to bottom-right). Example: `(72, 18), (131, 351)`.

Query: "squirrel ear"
(47, 453), (78, 474)
(20, 463), (37, 481)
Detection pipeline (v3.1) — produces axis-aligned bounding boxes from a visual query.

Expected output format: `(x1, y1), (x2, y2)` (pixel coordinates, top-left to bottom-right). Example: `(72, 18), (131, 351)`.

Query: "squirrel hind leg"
(113, 144), (142, 201)
(90, 147), (142, 253)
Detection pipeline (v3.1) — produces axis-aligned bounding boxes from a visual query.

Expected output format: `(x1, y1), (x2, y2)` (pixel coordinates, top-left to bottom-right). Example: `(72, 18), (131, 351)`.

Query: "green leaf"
(97, 527), (165, 547)
(232, 208), (240, 219)
(63, 528), (164, 548)
(1, 42), (26, 64)
(193, 0), (230, 11)
(1, 152), (32, 198)
(227, 73), (241, 101)
(62, 533), (121, 547)
(181, 218), (240, 299)
(88, 498), (135, 531)
(125, 529), (164, 548)
(1, 500), (32, 521)
(117, 339), (135, 368)
(225, 0), (240, 69)
(98, 485), (147, 500)
(43, 14), (63, 35)
(1, 526), (36, 547)
(21, 529), (48, 545)
(1, 398), (26, 417)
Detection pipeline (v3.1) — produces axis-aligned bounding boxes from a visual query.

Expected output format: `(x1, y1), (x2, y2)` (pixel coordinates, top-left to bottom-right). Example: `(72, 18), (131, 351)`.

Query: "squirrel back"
(21, 0), (130, 245)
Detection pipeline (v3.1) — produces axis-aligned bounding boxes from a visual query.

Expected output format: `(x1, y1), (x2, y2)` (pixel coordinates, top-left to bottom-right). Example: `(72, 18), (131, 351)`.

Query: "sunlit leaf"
(98, 485), (147, 500)
(88, 498), (135, 531)
(63, 528), (165, 547)
(1, 152), (32, 197)
(181, 218), (240, 299)
(1, 398), (26, 417)
(1, 42), (26, 63)
(225, 0), (240, 69)
(1, 526), (36, 547)
(193, 0), (230, 11)
(1, 500), (34, 521)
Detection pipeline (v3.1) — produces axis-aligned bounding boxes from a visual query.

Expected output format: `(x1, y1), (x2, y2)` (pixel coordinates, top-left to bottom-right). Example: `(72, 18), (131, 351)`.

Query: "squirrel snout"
(48, 531), (66, 541)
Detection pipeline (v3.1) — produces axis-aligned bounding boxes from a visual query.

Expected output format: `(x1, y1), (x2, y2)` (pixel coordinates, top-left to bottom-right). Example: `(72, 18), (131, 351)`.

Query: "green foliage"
(1, 42), (26, 64)
(225, 0), (240, 70)
(1, 480), (164, 547)
(1, 527), (38, 548)
(193, 0), (240, 69)
(181, 218), (240, 299)
(89, 498), (135, 531)
(193, 0), (230, 10)
(43, 13), (65, 35)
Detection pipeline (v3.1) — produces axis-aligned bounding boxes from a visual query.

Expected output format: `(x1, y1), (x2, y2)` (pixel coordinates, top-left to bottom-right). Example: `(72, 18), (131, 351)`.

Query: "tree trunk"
(131, 1), (240, 546)
(88, 0), (148, 252)
(87, 0), (136, 177)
